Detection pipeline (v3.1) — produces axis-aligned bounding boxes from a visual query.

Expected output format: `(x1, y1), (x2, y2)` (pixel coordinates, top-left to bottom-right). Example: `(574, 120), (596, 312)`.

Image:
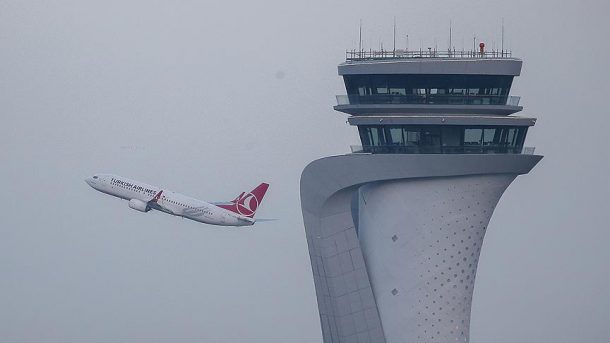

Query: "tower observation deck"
(300, 48), (542, 343)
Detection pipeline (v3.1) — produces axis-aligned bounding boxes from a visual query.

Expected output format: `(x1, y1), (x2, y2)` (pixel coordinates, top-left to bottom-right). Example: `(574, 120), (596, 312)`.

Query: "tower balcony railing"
(336, 94), (521, 106)
(350, 145), (535, 155)
(346, 49), (513, 61)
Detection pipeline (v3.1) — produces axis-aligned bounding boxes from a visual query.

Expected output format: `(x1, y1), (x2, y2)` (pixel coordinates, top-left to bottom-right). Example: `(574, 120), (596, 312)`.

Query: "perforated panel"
(357, 175), (515, 343)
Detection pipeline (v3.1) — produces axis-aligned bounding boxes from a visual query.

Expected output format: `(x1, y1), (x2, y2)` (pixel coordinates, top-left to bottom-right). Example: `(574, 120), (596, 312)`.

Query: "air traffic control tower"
(300, 47), (542, 343)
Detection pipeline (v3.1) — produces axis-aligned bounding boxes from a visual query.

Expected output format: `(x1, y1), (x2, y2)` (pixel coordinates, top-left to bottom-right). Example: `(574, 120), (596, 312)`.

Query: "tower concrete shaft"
(301, 154), (540, 343)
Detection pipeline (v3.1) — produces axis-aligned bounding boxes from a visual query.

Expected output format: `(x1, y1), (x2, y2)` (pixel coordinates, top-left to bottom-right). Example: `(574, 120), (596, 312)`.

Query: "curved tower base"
(358, 175), (514, 342)
(300, 154), (541, 343)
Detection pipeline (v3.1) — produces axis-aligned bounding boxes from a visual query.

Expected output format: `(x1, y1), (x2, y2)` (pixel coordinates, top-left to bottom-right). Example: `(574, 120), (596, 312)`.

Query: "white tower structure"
(300, 49), (542, 343)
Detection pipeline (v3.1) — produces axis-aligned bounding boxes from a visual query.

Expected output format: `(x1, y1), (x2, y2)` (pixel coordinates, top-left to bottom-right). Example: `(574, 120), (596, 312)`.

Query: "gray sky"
(1, 0), (609, 342)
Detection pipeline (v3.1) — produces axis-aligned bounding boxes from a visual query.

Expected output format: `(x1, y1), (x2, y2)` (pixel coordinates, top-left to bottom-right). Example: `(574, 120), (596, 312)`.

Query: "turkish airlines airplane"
(85, 174), (269, 227)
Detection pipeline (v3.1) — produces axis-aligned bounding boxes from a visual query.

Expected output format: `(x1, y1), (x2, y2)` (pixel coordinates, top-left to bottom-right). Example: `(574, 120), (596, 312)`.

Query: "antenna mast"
(449, 20), (452, 53)
(473, 35), (476, 54)
(359, 19), (362, 55)
(393, 17), (397, 56)
(501, 18), (505, 56)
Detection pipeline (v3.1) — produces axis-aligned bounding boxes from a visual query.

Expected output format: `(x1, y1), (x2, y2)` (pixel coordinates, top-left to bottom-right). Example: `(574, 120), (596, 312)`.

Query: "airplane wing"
(146, 190), (175, 215)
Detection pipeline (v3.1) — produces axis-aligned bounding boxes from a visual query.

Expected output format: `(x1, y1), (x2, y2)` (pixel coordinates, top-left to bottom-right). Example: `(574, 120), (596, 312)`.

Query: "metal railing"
(336, 94), (521, 106)
(522, 147), (536, 155)
(350, 145), (533, 154)
(346, 49), (513, 61)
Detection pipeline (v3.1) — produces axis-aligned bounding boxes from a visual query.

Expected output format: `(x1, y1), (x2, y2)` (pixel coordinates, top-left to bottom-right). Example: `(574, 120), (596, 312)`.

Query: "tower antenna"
(501, 18), (505, 56)
(359, 19), (362, 55)
(449, 20), (452, 53)
(393, 17), (397, 56)
(473, 34), (476, 54)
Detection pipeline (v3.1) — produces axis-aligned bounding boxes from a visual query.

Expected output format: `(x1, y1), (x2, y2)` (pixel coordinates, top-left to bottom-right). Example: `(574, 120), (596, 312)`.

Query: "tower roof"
(339, 54), (522, 76)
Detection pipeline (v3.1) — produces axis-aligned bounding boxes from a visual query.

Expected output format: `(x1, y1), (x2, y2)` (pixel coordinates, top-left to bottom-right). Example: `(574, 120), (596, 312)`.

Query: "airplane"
(85, 174), (269, 227)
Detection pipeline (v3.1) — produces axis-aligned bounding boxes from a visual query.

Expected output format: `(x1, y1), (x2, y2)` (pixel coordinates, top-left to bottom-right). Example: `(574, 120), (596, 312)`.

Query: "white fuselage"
(85, 174), (254, 226)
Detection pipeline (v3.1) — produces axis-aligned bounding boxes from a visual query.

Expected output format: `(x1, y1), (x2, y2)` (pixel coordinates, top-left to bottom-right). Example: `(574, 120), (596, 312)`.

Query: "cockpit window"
(93, 176), (98, 179)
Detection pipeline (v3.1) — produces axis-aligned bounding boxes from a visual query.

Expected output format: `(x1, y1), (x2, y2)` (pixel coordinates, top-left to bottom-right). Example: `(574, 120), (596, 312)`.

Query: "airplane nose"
(85, 177), (94, 186)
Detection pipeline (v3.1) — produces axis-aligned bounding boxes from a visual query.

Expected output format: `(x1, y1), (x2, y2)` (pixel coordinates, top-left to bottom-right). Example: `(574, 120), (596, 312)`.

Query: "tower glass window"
(357, 125), (528, 154)
(344, 74), (514, 105)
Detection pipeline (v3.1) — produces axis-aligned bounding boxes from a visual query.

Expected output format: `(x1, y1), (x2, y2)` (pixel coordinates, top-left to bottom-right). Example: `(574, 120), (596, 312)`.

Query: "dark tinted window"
(345, 74), (514, 96)
(344, 74), (514, 106)
(357, 125), (528, 154)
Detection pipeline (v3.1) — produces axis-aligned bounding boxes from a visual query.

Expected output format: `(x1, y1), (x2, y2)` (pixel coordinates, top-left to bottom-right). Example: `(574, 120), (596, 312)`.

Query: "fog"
(1, 0), (609, 342)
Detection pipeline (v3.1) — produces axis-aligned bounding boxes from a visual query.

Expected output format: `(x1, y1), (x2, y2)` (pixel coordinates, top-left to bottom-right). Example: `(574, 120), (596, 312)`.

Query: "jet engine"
(128, 199), (150, 212)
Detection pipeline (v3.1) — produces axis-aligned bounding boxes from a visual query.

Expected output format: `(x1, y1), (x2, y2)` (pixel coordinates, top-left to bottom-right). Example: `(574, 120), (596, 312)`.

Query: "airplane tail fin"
(150, 190), (163, 203)
(217, 183), (269, 218)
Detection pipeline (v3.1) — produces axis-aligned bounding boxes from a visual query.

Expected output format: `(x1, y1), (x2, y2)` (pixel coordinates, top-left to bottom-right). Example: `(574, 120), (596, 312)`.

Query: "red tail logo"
(151, 190), (163, 203)
(218, 183), (269, 218)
